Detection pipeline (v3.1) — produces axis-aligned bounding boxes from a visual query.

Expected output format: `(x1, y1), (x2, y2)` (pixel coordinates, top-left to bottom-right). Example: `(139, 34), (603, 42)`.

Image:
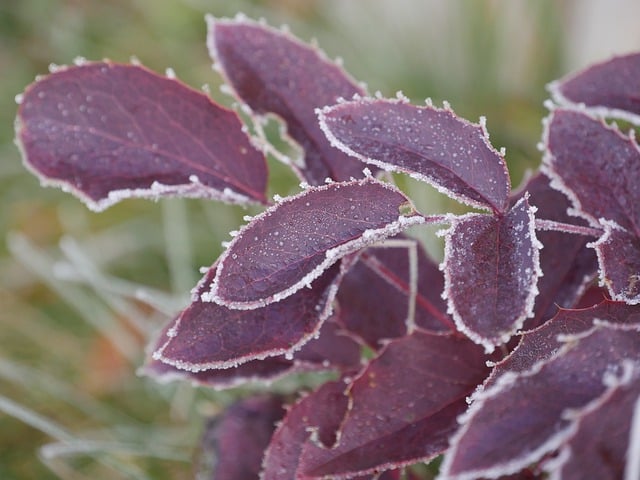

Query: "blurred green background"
(1, 0), (639, 478)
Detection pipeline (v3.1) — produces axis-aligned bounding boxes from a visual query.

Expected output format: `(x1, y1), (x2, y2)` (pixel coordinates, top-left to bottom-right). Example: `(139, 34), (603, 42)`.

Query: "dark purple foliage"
(200, 394), (286, 480)
(207, 177), (424, 309)
(336, 236), (453, 348)
(319, 98), (511, 214)
(145, 318), (361, 389)
(15, 14), (640, 480)
(208, 16), (370, 185)
(16, 62), (268, 210)
(591, 221), (640, 304)
(512, 173), (598, 329)
(485, 299), (640, 388)
(544, 108), (640, 304)
(543, 362), (640, 480)
(544, 109), (640, 234)
(151, 263), (342, 371)
(440, 324), (640, 479)
(299, 331), (489, 478)
(262, 379), (350, 479)
(441, 197), (541, 350)
(549, 52), (640, 122)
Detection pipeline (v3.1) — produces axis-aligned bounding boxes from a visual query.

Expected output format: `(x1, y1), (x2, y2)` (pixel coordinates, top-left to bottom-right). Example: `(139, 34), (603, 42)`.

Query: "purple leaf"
(262, 379), (351, 480)
(512, 173), (597, 328)
(207, 177), (424, 309)
(572, 284), (610, 309)
(549, 52), (640, 124)
(485, 299), (640, 388)
(292, 318), (362, 368)
(207, 15), (369, 185)
(440, 323), (640, 480)
(200, 394), (286, 480)
(337, 237), (453, 348)
(544, 109), (640, 303)
(441, 196), (542, 351)
(299, 331), (489, 478)
(15, 62), (268, 210)
(145, 353), (295, 389)
(318, 97), (511, 214)
(151, 263), (341, 371)
(590, 219), (640, 304)
(494, 471), (546, 480)
(145, 319), (361, 389)
(543, 108), (640, 234)
(543, 362), (640, 480)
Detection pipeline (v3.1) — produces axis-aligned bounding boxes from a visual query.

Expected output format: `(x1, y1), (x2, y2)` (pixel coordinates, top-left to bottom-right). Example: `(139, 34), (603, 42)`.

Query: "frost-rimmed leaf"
(15, 62), (268, 210)
(589, 219), (640, 304)
(200, 394), (285, 480)
(543, 361), (640, 480)
(318, 97), (511, 214)
(144, 319), (361, 389)
(337, 238), (453, 348)
(207, 15), (369, 185)
(548, 52), (640, 125)
(543, 108), (640, 303)
(262, 379), (351, 480)
(440, 196), (542, 351)
(206, 177), (425, 309)
(298, 331), (489, 479)
(543, 108), (640, 234)
(485, 299), (640, 388)
(439, 323), (640, 480)
(512, 173), (597, 329)
(151, 263), (341, 371)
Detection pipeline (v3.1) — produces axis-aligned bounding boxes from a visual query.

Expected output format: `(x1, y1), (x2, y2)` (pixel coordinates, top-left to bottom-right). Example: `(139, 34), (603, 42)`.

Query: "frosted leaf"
(542, 361), (640, 480)
(589, 219), (640, 304)
(207, 15), (372, 185)
(151, 264), (342, 371)
(15, 61), (268, 210)
(318, 97), (511, 214)
(511, 172), (597, 329)
(143, 318), (360, 389)
(207, 177), (425, 309)
(440, 323), (640, 480)
(543, 108), (640, 233)
(441, 196), (542, 351)
(549, 52), (640, 125)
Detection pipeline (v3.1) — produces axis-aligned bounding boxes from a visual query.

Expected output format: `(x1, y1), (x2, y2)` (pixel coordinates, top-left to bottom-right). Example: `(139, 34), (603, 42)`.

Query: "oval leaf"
(440, 324), (640, 480)
(207, 15), (369, 184)
(549, 52), (640, 125)
(207, 177), (424, 309)
(543, 108), (640, 234)
(152, 264), (341, 371)
(145, 319), (361, 389)
(441, 196), (542, 351)
(16, 62), (268, 210)
(318, 97), (511, 214)
(299, 331), (489, 478)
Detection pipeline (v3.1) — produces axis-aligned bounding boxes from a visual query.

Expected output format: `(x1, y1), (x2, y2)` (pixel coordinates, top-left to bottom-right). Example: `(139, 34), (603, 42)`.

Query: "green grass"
(1, 1), (567, 477)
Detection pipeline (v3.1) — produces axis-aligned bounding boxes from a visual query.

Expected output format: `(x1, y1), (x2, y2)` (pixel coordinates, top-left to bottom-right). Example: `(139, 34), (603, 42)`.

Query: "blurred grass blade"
(0, 358), (135, 425)
(7, 232), (139, 361)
